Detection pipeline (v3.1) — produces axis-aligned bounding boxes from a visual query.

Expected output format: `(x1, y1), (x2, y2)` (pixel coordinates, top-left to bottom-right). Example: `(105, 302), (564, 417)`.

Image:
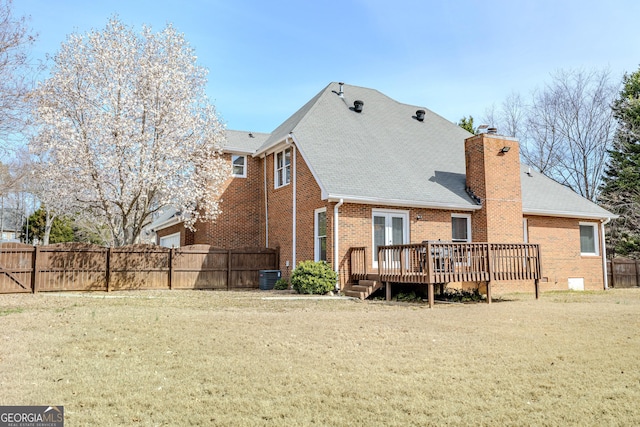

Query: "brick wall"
(265, 146), (294, 277)
(192, 153), (263, 248)
(465, 134), (523, 242)
(264, 144), (327, 278)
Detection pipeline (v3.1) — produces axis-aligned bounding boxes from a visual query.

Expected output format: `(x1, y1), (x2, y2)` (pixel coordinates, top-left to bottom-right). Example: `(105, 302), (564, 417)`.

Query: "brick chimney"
(465, 133), (523, 242)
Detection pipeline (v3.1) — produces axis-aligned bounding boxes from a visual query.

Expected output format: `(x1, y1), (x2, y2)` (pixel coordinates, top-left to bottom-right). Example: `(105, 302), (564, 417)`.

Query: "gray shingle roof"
(520, 166), (613, 219)
(254, 82), (614, 219)
(225, 130), (270, 154)
(257, 83), (479, 209)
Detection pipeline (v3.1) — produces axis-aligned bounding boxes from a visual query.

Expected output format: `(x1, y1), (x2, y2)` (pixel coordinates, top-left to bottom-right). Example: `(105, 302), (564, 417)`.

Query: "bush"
(437, 288), (485, 303)
(273, 278), (289, 290)
(290, 261), (337, 295)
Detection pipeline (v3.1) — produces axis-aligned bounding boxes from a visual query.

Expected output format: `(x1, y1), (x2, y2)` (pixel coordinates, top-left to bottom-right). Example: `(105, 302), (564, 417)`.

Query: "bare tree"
(484, 68), (616, 201)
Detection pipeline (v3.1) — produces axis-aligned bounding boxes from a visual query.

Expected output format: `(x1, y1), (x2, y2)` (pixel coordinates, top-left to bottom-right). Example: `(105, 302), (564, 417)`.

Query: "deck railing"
(348, 247), (368, 282)
(376, 242), (541, 284)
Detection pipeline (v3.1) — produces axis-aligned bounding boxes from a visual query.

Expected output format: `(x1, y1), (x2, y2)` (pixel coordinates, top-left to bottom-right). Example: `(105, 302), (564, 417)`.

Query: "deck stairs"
(344, 279), (383, 300)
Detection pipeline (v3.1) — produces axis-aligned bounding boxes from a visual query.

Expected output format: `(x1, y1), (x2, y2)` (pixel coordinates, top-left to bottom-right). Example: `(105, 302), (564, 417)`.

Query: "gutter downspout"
(291, 141), (296, 268)
(334, 198), (344, 291)
(263, 155), (268, 248)
(601, 217), (611, 290)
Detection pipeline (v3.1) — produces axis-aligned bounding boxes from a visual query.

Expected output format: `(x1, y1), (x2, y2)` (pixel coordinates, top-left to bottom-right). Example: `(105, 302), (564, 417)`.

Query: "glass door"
(372, 210), (408, 267)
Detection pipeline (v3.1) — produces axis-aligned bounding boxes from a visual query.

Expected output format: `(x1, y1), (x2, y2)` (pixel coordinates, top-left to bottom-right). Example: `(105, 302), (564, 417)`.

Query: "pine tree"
(599, 69), (640, 258)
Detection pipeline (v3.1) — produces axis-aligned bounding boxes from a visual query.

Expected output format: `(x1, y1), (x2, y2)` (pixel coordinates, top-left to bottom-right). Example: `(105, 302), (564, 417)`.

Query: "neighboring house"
(155, 82), (615, 293)
(0, 208), (23, 242)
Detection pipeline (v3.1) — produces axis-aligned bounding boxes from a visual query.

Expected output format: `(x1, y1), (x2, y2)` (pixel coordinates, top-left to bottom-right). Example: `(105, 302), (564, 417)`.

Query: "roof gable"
(250, 81), (614, 219)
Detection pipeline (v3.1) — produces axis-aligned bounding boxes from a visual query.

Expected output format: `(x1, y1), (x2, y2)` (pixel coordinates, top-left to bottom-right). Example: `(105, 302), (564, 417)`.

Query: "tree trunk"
(43, 210), (55, 245)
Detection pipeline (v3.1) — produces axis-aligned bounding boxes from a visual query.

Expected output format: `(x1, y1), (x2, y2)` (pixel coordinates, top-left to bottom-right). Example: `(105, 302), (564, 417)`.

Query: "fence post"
(106, 247), (112, 292)
(168, 248), (174, 290)
(609, 258), (615, 288)
(227, 249), (232, 291)
(31, 246), (39, 293)
(636, 259), (640, 288)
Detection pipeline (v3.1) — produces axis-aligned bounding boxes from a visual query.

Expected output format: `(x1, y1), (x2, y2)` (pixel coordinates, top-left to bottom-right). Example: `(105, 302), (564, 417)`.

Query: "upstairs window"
(452, 214), (471, 243)
(579, 222), (599, 256)
(275, 148), (291, 188)
(232, 155), (246, 178)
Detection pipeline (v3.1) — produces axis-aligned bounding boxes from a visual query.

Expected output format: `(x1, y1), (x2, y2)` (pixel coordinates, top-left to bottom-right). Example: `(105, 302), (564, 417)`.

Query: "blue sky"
(13, 0), (640, 133)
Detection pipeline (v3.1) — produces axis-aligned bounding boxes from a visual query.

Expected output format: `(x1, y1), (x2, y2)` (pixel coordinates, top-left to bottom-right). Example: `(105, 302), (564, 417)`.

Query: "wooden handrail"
(373, 242), (541, 284)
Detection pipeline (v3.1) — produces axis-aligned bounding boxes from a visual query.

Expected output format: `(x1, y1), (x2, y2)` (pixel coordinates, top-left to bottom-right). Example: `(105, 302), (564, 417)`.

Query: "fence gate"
(0, 243), (34, 293)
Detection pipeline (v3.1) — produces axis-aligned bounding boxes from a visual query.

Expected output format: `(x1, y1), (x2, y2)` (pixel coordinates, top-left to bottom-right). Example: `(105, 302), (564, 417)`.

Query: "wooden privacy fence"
(607, 258), (640, 288)
(0, 242), (279, 294)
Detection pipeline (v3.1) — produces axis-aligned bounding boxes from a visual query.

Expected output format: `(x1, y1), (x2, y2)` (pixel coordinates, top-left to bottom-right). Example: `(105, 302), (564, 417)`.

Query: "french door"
(372, 210), (409, 268)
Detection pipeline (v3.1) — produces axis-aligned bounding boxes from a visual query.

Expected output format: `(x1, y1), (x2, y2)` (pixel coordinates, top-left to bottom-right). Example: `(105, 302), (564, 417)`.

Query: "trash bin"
(259, 270), (281, 290)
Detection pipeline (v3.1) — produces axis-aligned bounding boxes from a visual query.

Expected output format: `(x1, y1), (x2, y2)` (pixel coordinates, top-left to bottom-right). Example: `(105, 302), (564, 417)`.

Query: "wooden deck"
(347, 242), (541, 307)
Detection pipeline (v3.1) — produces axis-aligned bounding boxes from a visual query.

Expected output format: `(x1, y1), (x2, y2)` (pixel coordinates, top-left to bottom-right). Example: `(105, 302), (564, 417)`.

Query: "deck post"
(428, 283), (434, 308)
(486, 243), (493, 304)
(385, 281), (391, 301)
(535, 279), (539, 300)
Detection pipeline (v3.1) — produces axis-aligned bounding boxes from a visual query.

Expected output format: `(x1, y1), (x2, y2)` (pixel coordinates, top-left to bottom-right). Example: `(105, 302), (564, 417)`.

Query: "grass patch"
(1, 289), (639, 425)
(0, 307), (23, 316)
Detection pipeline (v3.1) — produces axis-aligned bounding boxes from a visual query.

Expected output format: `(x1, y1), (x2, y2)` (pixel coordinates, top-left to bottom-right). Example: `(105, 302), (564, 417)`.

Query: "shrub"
(290, 261), (337, 295)
(437, 288), (485, 303)
(273, 278), (289, 290)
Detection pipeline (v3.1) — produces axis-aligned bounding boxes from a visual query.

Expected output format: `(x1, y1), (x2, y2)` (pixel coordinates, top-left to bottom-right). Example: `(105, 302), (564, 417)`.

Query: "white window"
(451, 214), (471, 242)
(579, 222), (599, 256)
(232, 155), (246, 178)
(275, 148), (291, 188)
(314, 208), (327, 262)
(159, 232), (180, 248)
(523, 218), (529, 243)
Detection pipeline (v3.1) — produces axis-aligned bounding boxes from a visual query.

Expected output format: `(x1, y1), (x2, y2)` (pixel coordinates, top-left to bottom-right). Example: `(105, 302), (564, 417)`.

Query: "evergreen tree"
(22, 207), (74, 244)
(458, 116), (475, 134)
(599, 69), (640, 258)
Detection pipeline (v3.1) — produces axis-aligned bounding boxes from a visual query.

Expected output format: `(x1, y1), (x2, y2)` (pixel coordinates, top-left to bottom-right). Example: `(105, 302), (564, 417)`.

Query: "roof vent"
(248, 132), (254, 138)
(353, 100), (364, 113)
(338, 82), (344, 97)
(416, 110), (426, 121)
(487, 127), (498, 134)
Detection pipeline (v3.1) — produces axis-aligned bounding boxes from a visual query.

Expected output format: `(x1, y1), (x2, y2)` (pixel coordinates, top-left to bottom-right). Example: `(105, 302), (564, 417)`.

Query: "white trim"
(151, 216), (180, 232)
(231, 154), (247, 178)
(292, 144), (296, 268)
(334, 199), (344, 285)
(328, 195), (482, 211)
(601, 218), (610, 289)
(523, 218), (529, 243)
(159, 232), (180, 248)
(223, 147), (254, 155)
(264, 157), (269, 248)
(274, 147), (292, 189)
(289, 133), (330, 205)
(451, 213), (472, 242)
(524, 208), (617, 220)
(579, 222), (599, 256)
(314, 207), (327, 262)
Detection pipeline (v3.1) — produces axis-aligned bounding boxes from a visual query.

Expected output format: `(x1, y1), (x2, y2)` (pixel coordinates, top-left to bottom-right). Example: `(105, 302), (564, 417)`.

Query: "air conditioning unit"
(259, 270), (281, 290)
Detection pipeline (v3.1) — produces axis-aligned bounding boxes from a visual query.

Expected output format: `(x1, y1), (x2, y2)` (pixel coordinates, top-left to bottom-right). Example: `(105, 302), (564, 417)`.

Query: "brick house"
(155, 82), (614, 294)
